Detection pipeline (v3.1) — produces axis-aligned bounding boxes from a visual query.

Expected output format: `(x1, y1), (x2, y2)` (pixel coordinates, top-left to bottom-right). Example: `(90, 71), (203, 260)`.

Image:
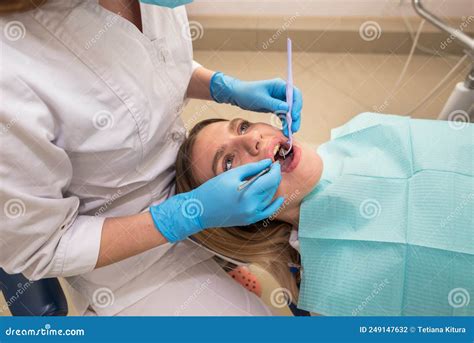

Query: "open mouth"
(270, 141), (300, 173)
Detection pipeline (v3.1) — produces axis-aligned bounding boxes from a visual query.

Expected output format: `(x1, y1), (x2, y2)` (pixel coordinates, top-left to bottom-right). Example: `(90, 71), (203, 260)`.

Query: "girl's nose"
(236, 129), (261, 156)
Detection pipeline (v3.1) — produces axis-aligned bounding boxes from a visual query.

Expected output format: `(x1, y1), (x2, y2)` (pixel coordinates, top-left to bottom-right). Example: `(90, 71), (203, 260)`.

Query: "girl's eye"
(239, 121), (250, 134)
(223, 154), (234, 172)
(222, 121), (249, 172)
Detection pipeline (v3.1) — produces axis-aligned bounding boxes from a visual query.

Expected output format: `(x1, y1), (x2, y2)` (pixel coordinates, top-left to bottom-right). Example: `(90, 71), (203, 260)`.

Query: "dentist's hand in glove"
(150, 159), (284, 243)
(209, 72), (303, 137)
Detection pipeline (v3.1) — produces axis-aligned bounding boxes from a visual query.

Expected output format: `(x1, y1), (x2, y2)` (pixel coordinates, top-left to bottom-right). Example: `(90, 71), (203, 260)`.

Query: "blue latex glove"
(210, 72), (303, 137)
(150, 159), (284, 243)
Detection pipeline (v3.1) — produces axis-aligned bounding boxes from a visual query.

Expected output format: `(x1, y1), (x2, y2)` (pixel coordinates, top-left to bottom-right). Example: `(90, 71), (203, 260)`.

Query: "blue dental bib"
(298, 113), (473, 316)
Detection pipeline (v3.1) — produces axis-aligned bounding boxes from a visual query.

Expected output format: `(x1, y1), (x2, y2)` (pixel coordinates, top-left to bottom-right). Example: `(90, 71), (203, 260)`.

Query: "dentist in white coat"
(0, 0), (302, 316)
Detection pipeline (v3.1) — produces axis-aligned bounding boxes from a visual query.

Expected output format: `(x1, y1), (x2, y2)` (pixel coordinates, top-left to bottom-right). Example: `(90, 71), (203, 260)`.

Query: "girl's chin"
(277, 180), (299, 198)
(280, 149), (323, 198)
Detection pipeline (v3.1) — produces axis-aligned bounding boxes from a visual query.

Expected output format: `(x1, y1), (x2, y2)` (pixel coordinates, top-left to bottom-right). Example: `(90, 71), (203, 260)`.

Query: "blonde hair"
(0, 0), (46, 14)
(175, 118), (300, 301)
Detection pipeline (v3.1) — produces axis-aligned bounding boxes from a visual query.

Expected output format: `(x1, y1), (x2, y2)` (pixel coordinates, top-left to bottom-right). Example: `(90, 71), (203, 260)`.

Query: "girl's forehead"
(194, 121), (228, 151)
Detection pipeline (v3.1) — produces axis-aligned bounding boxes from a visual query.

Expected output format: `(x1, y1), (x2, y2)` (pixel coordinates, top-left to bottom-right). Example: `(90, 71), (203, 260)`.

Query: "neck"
(275, 154), (325, 229)
(276, 200), (301, 228)
(99, 0), (142, 32)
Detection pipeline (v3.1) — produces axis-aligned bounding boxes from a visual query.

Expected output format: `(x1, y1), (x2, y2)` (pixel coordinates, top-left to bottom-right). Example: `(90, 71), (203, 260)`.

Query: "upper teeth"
(273, 144), (280, 156)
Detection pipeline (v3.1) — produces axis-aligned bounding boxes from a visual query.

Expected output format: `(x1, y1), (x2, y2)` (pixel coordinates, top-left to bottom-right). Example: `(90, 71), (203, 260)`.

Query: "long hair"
(175, 118), (299, 301)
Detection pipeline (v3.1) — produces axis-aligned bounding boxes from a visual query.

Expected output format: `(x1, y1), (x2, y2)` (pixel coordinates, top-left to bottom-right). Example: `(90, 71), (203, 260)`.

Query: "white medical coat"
(0, 0), (212, 315)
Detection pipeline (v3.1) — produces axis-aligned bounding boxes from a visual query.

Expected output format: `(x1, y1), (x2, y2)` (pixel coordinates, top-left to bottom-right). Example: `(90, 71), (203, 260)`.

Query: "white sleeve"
(0, 76), (104, 280)
(192, 60), (202, 72)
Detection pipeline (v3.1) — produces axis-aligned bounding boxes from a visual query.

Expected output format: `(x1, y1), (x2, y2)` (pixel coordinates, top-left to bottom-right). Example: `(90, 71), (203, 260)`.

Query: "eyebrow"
(211, 118), (240, 176)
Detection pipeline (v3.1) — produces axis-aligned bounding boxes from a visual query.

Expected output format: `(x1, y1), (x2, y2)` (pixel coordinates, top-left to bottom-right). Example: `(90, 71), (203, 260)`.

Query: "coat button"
(160, 48), (172, 63)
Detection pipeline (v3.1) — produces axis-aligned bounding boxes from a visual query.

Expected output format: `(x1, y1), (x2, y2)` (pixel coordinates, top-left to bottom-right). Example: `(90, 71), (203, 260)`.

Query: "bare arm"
(95, 212), (168, 268)
(186, 66), (215, 100)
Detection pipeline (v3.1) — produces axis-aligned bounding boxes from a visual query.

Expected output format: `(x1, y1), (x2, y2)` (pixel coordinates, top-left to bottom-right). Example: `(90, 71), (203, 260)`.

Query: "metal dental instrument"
(237, 167), (271, 192)
(280, 37), (293, 157)
(237, 38), (293, 192)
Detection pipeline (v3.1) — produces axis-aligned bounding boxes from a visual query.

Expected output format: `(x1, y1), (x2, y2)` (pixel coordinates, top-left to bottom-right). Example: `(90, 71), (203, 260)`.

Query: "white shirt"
(0, 0), (212, 315)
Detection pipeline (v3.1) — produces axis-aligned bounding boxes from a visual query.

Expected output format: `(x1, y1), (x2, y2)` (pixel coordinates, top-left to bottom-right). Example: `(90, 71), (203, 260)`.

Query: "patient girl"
(176, 114), (474, 316)
(175, 118), (321, 301)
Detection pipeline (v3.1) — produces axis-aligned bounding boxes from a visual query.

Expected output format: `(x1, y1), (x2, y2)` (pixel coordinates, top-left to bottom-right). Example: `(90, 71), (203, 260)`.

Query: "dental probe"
(280, 37), (293, 157)
(237, 167), (271, 192)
